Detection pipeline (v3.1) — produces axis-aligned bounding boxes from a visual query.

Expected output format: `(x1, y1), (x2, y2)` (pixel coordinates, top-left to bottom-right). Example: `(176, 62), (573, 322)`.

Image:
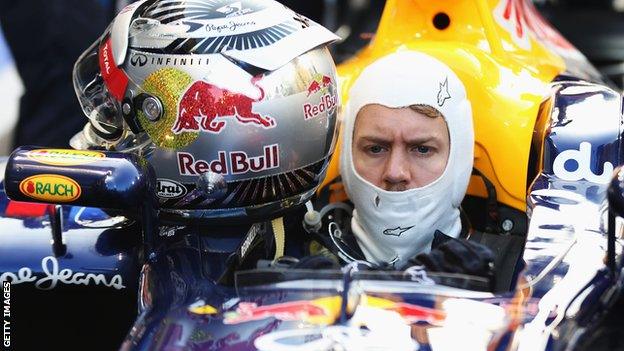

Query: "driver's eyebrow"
(358, 136), (392, 146)
(405, 135), (439, 145)
(358, 135), (439, 145)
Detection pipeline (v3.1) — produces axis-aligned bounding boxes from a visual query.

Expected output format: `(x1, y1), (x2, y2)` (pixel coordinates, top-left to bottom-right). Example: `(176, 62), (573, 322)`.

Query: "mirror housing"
(4, 147), (155, 210)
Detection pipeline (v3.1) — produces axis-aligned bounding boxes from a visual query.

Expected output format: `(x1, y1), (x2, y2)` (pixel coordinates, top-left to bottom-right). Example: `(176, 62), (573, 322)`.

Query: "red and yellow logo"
(26, 149), (105, 166)
(19, 174), (81, 203)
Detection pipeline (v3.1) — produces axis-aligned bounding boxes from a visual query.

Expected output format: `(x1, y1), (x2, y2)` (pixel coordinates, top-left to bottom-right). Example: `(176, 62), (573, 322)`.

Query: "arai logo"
(157, 179), (187, 199)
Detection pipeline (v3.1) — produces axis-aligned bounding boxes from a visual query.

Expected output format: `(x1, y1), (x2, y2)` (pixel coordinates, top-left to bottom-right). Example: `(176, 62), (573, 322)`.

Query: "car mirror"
(4, 147), (155, 211)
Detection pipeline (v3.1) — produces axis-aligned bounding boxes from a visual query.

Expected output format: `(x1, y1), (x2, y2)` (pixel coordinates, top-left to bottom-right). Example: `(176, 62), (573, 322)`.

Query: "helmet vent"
(190, 159), (326, 209)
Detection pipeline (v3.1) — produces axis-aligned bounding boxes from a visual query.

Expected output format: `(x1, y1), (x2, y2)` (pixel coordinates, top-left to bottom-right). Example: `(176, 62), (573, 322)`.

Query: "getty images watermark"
(2, 282), (10, 349)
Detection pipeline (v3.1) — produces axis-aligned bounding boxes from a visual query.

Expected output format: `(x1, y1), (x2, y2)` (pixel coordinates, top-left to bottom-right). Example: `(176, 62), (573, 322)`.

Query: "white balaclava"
(340, 51), (474, 268)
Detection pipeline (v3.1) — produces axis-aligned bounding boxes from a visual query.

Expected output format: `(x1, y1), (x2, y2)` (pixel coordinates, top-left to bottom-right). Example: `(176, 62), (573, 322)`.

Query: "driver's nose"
(382, 149), (410, 191)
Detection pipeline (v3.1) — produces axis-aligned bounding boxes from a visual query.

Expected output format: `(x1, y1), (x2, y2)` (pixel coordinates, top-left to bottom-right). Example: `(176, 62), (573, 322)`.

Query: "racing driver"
(303, 51), (496, 281)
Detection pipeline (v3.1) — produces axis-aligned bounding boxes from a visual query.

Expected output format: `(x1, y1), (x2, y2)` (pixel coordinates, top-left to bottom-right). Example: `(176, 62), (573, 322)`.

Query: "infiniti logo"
(130, 53), (148, 67)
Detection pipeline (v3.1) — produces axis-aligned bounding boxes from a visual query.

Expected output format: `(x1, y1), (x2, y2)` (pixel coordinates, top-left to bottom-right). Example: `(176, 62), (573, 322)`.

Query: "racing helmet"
(73, 0), (340, 220)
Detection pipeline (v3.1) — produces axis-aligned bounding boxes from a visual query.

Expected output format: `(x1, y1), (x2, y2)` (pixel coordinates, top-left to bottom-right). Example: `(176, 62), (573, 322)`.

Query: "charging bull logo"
(224, 297), (340, 325)
(306, 75), (333, 97)
(172, 77), (275, 134)
(303, 74), (337, 120)
(222, 295), (446, 326)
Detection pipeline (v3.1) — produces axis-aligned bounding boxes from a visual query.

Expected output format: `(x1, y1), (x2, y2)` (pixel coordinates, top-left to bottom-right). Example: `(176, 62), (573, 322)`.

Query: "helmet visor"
(73, 32), (125, 136)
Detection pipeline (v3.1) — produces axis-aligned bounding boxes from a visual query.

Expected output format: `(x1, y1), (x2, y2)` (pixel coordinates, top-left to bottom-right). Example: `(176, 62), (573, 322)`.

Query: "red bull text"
(303, 94), (337, 120)
(178, 144), (279, 176)
(304, 75), (336, 119)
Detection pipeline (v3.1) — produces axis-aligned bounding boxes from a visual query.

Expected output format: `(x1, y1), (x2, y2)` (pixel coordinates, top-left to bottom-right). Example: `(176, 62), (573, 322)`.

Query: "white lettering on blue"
(552, 141), (613, 184)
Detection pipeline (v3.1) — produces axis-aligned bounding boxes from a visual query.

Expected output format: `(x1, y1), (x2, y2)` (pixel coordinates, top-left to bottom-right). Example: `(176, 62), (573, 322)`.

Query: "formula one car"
(2, 0), (624, 350)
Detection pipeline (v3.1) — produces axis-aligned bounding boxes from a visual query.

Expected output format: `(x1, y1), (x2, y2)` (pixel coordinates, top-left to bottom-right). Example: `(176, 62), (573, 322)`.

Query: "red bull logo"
(361, 295), (446, 325)
(304, 75), (337, 120)
(389, 302), (446, 325)
(306, 75), (333, 97)
(222, 296), (444, 326)
(172, 76), (275, 134)
(177, 144), (279, 176)
(304, 94), (337, 120)
(224, 300), (331, 325)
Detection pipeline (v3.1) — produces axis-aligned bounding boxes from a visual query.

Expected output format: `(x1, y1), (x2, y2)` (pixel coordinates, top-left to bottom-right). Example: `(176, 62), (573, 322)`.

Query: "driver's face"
(353, 104), (450, 191)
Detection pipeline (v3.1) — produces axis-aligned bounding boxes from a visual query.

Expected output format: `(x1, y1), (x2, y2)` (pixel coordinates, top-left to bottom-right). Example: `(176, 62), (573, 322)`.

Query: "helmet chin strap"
(271, 217), (285, 260)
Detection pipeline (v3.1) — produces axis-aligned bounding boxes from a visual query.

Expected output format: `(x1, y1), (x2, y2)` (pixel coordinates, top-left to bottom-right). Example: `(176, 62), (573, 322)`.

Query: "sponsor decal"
(224, 297), (339, 325)
(130, 53), (210, 67)
(25, 149), (105, 166)
(494, 0), (531, 49)
(224, 295), (444, 327)
(157, 179), (187, 199)
(303, 75), (337, 120)
(303, 94), (337, 120)
(178, 144), (279, 176)
(383, 226), (413, 237)
(552, 141), (613, 184)
(0, 256), (125, 290)
(361, 295), (445, 325)
(437, 77), (451, 107)
(173, 77), (275, 134)
(19, 174), (81, 203)
(306, 75), (333, 97)
(130, 53), (148, 66)
(99, 37), (129, 101)
(494, 0), (574, 52)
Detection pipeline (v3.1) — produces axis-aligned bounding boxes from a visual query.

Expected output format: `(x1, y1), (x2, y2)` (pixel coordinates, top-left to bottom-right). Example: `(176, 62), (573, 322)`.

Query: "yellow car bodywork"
(322, 0), (577, 211)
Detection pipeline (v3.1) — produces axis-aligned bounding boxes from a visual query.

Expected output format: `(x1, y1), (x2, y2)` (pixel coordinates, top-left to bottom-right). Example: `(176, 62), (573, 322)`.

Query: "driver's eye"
(416, 146), (430, 154)
(368, 145), (384, 154)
